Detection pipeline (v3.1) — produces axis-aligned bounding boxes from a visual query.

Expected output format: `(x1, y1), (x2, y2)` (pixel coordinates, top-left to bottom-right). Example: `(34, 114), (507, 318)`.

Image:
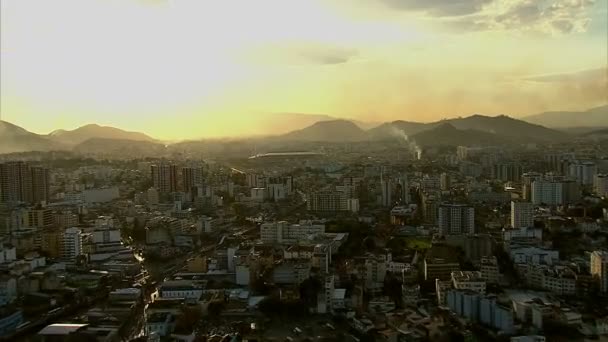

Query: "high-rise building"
(0, 162), (50, 205)
(440, 173), (451, 191)
(25, 208), (54, 228)
(590, 251), (608, 293)
(381, 179), (392, 207)
(63, 227), (83, 259)
(181, 166), (205, 193)
(569, 161), (597, 185)
(544, 153), (575, 174)
(522, 172), (543, 201)
(396, 176), (411, 204)
(31, 166), (50, 204)
(438, 204), (475, 235)
(422, 193), (438, 224)
(492, 164), (523, 182)
(151, 163), (178, 193)
(531, 180), (563, 205)
(593, 174), (608, 197)
(307, 191), (356, 212)
(511, 201), (534, 229)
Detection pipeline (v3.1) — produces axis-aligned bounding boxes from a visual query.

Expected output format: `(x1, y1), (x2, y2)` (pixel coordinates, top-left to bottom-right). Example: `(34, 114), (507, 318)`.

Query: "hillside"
(0, 121), (67, 154)
(49, 124), (157, 146)
(370, 114), (567, 143)
(73, 138), (166, 156)
(368, 120), (429, 140)
(523, 105), (608, 128)
(410, 123), (508, 147)
(443, 114), (567, 142)
(280, 120), (368, 142)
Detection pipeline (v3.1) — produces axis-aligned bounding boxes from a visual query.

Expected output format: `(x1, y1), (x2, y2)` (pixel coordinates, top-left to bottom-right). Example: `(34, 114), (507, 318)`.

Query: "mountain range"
(0, 121), (157, 154)
(49, 124), (156, 146)
(522, 104), (608, 128)
(1, 104), (606, 153)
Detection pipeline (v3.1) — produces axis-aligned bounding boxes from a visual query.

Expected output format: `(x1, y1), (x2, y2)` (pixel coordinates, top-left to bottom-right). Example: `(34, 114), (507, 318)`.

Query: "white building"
(447, 290), (514, 334)
(159, 281), (204, 299)
(511, 201), (534, 229)
(62, 227), (83, 259)
(260, 220), (325, 244)
(91, 228), (121, 244)
(503, 227), (542, 241)
(591, 251), (608, 293)
(438, 204), (475, 235)
(510, 247), (558, 265)
(531, 180), (563, 205)
(451, 271), (486, 294)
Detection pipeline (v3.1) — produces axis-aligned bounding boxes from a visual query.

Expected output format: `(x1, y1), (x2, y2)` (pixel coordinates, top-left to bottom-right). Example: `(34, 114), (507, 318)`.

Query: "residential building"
(591, 251), (608, 293)
(260, 221), (325, 244)
(594, 174), (608, 197)
(531, 180), (563, 205)
(62, 227), (83, 259)
(424, 257), (460, 281)
(181, 166), (205, 193)
(438, 204), (474, 235)
(511, 201), (534, 229)
(446, 290), (514, 334)
(0, 162), (49, 204)
(25, 208), (54, 229)
(480, 256), (500, 284)
(569, 161), (597, 185)
(381, 179), (392, 207)
(493, 163), (523, 182)
(451, 271), (486, 294)
(151, 163), (178, 193)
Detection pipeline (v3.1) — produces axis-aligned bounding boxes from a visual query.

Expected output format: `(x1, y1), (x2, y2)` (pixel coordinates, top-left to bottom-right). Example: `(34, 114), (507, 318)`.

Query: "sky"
(1, 0), (607, 139)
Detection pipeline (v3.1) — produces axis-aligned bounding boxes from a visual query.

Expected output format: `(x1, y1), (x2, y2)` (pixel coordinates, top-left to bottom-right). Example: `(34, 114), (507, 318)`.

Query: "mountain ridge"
(522, 104), (608, 128)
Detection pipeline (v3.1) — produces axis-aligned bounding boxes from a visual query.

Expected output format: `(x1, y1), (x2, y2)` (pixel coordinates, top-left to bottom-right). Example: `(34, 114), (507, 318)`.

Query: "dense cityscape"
(1, 0), (607, 341)
(1, 114), (608, 342)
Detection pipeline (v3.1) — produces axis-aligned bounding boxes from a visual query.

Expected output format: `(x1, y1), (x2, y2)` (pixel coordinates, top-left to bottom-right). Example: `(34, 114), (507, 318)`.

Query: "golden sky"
(1, 0), (607, 139)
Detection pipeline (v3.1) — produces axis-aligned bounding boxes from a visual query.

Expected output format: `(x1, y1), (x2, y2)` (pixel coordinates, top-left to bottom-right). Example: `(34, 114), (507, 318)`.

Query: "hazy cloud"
(248, 42), (359, 66)
(522, 67), (608, 106)
(524, 67), (607, 83)
(375, 0), (595, 34)
(380, 0), (492, 16)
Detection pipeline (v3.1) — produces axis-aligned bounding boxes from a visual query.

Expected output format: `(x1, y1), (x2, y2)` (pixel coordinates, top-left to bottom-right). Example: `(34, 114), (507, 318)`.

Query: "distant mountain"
(49, 124), (157, 146)
(280, 119), (368, 142)
(443, 114), (567, 142)
(411, 123), (508, 147)
(73, 138), (166, 155)
(0, 121), (66, 154)
(372, 114), (567, 143)
(368, 120), (429, 140)
(522, 105), (608, 128)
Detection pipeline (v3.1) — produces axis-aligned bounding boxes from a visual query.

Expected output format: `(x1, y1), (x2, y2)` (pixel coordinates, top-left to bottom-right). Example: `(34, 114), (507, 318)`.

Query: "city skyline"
(1, 0), (607, 140)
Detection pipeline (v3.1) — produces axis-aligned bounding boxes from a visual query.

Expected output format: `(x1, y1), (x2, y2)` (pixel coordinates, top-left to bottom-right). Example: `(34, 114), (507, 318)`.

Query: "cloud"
(380, 0), (492, 16)
(374, 0), (596, 34)
(248, 42), (359, 66)
(524, 67), (607, 83)
(520, 67), (608, 107)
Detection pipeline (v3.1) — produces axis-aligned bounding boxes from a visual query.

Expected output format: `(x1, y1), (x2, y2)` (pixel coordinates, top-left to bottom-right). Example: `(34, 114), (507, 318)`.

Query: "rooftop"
(38, 323), (89, 335)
